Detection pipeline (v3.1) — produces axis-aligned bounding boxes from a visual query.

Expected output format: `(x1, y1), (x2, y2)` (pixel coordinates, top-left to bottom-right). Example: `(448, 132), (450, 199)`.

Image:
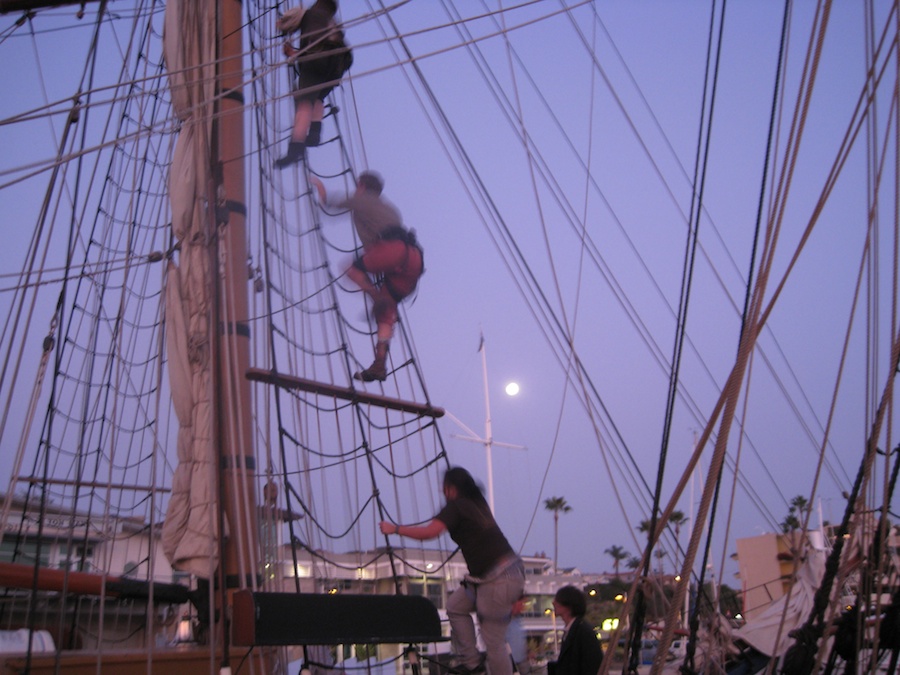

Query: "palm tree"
(604, 544), (629, 578)
(654, 549), (667, 576)
(637, 511), (689, 565)
(670, 510), (688, 535)
(780, 494), (810, 532)
(670, 509), (689, 571)
(544, 496), (572, 573)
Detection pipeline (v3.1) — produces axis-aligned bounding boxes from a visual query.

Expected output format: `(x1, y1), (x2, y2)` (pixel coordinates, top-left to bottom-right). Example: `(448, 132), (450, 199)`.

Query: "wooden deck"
(0, 646), (264, 675)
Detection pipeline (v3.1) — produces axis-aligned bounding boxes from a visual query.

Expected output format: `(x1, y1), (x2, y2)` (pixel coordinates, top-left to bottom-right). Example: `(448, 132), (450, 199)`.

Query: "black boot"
(354, 357), (387, 382)
(354, 340), (389, 382)
(306, 121), (322, 147)
(274, 141), (305, 168)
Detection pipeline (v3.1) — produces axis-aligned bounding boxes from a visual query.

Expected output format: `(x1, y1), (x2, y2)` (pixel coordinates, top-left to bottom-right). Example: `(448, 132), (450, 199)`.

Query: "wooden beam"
(0, 1), (95, 15)
(0, 647), (256, 675)
(246, 368), (445, 418)
(0, 561), (190, 604)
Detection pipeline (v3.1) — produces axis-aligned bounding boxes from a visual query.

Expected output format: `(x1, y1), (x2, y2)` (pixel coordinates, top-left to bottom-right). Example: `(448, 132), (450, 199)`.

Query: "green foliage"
(354, 644), (377, 661)
(544, 496), (572, 514)
(780, 494), (810, 532)
(718, 584), (742, 618)
(604, 544), (630, 576)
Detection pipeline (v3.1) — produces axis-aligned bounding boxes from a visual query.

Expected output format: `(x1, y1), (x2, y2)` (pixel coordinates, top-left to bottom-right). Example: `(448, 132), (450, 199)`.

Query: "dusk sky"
(1, 0), (897, 588)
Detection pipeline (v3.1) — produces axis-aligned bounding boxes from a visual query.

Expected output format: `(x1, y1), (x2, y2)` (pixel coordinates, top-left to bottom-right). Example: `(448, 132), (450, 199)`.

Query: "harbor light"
(601, 618), (619, 631)
(175, 617), (193, 643)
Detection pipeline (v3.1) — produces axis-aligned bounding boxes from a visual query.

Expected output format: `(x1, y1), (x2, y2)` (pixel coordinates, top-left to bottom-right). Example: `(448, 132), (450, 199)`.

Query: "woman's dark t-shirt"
(436, 497), (514, 577)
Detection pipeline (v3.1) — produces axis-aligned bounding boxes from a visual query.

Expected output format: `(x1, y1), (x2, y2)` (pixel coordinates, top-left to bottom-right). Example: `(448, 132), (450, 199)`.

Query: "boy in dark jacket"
(549, 586), (603, 675)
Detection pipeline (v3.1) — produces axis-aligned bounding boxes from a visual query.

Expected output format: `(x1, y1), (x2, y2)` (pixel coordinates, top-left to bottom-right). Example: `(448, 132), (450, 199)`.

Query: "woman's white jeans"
(446, 560), (525, 675)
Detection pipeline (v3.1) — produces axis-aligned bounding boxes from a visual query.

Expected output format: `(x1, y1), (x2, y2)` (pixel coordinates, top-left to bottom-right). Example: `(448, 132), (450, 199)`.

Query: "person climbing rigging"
(312, 171), (424, 382)
(379, 467), (525, 675)
(275, 0), (352, 168)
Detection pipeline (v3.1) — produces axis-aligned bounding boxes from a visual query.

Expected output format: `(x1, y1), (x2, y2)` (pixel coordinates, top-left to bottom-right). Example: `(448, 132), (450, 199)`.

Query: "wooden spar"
(246, 368), (446, 418)
(216, 0), (260, 595)
(0, 562), (190, 604)
(211, 0), (277, 667)
(0, 0), (95, 13)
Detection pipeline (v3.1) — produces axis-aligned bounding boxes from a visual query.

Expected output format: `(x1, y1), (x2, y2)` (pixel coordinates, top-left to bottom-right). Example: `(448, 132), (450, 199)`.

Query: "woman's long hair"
(443, 467), (489, 510)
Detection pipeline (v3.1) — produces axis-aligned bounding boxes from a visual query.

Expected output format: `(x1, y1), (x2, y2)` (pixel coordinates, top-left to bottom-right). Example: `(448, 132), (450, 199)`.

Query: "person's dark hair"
(312, 0), (338, 16)
(358, 171), (384, 195)
(554, 585), (587, 617)
(443, 467), (488, 507)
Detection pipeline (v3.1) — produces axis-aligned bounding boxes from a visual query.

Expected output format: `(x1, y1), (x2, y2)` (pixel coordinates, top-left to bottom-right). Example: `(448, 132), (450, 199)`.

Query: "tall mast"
(214, 0), (259, 618)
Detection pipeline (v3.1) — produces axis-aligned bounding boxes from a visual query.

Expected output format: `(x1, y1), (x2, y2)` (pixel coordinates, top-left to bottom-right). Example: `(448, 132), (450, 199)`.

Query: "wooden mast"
(0, 0), (261, 669)
(214, 0), (260, 627)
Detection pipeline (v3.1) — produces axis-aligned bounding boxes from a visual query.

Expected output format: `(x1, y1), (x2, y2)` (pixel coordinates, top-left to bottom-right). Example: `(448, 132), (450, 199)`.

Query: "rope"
(4, 3), (900, 672)
(249, 1), (462, 598)
(628, 0), (727, 670)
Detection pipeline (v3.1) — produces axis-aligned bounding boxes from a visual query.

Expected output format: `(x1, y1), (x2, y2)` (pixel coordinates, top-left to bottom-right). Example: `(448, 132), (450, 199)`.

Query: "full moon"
(505, 382), (520, 396)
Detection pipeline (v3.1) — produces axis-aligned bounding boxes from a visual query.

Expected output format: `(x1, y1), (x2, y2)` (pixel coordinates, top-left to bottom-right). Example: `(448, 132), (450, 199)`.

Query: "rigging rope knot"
(43, 313), (58, 355)
(216, 192), (230, 226)
(15, 11), (34, 27)
(67, 99), (81, 125)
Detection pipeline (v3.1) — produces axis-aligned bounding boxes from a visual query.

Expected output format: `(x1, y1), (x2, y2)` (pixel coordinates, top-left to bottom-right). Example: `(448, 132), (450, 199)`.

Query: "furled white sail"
(160, 0), (220, 578)
(732, 549), (826, 658)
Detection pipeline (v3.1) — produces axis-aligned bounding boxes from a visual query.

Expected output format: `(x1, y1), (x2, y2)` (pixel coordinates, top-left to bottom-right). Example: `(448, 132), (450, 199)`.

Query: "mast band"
(225, 573), (263, 589)
(219, 321), (250, 338)
(221, 455), (257, 470)
(219, 88), (245, 105)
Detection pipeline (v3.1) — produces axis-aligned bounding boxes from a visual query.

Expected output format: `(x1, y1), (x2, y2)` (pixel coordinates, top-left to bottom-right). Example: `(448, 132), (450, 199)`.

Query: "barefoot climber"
(312, 172), (424, 382)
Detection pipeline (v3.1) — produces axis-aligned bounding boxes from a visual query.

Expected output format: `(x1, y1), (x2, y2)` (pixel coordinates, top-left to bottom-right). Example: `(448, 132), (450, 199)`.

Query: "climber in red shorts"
(312, 172), (424, 382)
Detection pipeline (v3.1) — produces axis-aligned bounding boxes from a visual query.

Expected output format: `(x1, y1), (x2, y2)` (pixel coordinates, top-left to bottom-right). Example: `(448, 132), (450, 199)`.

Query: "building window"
(409, 577), (443, 609)
(355, 580), (376, 594)
(0, 540), (49, 567)
(57, 544), (94, 572)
